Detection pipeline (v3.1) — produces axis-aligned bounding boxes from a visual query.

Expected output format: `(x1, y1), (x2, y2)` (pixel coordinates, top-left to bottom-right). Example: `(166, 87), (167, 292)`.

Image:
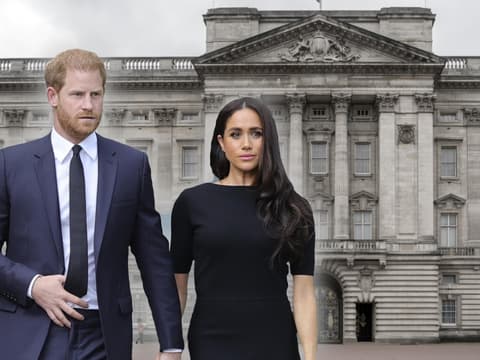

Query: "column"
(286, 93), (306, 195)
(376, 94), (399, 240)
(332, 93), (351, 239)
(415, 93), (435, 241)
(202, 93), (224, 182)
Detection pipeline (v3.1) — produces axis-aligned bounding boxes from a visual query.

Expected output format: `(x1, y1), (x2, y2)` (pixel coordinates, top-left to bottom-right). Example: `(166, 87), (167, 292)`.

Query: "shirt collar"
(51, 127), (98, 163)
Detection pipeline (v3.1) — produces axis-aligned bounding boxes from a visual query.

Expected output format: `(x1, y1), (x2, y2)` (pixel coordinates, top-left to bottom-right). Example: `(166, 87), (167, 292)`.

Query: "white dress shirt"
(51, 128), (99, 309)
(28, 128), (99, 309)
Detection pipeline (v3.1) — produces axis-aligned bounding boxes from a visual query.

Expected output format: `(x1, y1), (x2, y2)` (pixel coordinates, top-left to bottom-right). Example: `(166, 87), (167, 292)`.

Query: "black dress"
(171, 183), (314, 360)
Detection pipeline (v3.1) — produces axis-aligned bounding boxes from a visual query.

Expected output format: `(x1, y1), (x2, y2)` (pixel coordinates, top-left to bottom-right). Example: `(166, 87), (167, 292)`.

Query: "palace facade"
(1, 6), (479, 344)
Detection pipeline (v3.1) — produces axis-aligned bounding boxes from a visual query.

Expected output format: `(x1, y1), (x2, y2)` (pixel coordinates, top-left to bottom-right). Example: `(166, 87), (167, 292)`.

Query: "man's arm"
(130, 153), (184, 352)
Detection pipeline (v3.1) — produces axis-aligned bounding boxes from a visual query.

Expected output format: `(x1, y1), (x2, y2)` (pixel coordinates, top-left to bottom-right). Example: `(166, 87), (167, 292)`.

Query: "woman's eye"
(251, 130), (263, 138)
(230, 132), (240, 139)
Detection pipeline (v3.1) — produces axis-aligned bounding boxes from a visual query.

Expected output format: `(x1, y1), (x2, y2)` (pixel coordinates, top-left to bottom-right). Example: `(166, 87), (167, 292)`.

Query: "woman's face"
(217, 107), (264, 178)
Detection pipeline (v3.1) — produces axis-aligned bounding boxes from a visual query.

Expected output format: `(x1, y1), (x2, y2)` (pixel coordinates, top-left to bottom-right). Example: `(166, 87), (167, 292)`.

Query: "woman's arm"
(293, 275), (317, 360)
(174, 273), (189, 315)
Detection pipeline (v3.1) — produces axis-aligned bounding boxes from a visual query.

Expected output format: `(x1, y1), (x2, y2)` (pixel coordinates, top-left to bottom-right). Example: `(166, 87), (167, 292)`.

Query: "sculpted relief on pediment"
(280, 31), (360, 63)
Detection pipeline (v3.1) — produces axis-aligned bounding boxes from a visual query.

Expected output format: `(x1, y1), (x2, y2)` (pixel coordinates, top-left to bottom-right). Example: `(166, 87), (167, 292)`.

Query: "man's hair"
(44, 49), (107, 91)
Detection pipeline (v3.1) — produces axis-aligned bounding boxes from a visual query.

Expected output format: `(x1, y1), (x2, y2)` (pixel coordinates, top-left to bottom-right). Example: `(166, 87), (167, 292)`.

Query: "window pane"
(440, 213), (457, 248)
(353, 211), (373, 240)
(315, 211), (329, 240)
(182, 147), (199, 178)
(442, 299), (456, 324)
(440, 147), (457, 177)
(355, 144), (370, 174)
(311, 142), (328, 174)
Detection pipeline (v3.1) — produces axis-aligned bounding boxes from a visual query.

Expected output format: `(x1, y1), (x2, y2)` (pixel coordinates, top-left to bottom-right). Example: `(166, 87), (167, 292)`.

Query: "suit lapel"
(33, 135), (64, 265)
(94, 136), (117, 263)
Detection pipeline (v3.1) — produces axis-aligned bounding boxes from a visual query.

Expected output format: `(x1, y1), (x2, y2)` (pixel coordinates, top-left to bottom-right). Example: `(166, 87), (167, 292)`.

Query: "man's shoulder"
(1, 135), (51, 157)
(97, 134), (145, 158)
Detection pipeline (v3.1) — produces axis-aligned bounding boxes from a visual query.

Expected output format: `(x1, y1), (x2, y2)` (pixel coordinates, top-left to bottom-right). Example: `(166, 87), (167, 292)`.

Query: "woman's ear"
(217, 134), (225, 152)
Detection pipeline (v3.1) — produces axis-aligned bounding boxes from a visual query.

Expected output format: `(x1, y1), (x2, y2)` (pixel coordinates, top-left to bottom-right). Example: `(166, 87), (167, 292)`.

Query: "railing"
(123, 57), (194, 71)
(444, 57), (468, 70)
(0, 57), (195, 73)
(318, 239), (386, 252)
(438, 247), (480, 256)
(0, 60), (11, 72)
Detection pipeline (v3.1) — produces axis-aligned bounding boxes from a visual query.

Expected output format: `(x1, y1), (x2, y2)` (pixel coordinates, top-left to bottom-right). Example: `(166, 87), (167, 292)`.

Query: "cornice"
(195, 62), (445, 76)
(436, 79), (480, 89)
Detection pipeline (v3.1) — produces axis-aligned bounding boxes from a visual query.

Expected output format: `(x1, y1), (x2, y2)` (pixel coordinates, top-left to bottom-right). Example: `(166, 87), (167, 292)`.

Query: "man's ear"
(46, 87), (58, 108)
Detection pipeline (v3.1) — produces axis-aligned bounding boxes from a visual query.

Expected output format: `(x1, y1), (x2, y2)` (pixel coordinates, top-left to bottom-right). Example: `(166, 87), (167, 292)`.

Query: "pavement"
(133, 342), (480, 360)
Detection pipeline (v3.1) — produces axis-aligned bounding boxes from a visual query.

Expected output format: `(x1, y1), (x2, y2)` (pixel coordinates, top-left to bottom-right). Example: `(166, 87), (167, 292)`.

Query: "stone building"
(1, 6), (479, 344)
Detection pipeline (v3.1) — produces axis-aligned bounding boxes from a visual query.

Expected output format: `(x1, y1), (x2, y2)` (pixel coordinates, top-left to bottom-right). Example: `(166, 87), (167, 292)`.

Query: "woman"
(171, 97), (317, 360)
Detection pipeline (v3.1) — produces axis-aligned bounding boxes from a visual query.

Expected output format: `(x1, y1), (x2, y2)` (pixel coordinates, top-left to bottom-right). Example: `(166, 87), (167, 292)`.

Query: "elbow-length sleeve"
(170, 190), (194, 274)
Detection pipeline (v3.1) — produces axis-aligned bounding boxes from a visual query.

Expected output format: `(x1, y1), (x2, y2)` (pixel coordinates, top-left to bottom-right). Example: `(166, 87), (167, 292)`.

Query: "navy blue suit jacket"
(0, 134), (183, 359)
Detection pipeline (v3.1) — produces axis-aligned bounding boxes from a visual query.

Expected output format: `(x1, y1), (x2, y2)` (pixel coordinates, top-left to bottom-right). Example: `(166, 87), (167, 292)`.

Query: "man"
(0, 49), (183, 359)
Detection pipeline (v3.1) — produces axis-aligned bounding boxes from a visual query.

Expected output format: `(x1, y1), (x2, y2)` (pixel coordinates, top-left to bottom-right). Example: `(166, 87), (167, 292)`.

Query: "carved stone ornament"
(107, 108), (126, 125)
(154, 108), (177, 125)
(376, 94), (399, 113)
(202, 94), (224, 112)
(358, 268), (374, 293)
(464, 108), (480, 125)
(285, 93), (306, 115)
(4, 109), (25, 126)
(280, 31), (360, 63)
(331, 93), (351, 114)
(415, 93), (436, 113)
(398, 125), (415, 144)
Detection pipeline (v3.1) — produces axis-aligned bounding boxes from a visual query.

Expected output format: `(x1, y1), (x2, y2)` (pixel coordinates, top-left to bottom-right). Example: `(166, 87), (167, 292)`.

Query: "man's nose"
(81, 95), (93, 110)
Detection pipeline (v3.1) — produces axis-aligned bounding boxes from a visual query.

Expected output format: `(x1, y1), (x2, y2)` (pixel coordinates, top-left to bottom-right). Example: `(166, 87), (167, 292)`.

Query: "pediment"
(350, 191), (377, 201)
(195, 13), (444, 73)
(435, 193), (466, 208)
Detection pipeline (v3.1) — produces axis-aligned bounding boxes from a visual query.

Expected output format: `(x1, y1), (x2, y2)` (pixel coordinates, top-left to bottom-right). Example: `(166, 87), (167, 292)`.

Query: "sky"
(0, 0), (477, 58)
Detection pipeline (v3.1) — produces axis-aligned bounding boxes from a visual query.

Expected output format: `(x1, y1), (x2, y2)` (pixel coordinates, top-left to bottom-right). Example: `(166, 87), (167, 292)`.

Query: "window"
(315, 211), (329, 240)
(179, 112), (199, 125)
(440, 147), (457, 177)
(352, 105), (373, 121)
(441, 299), (456, 325)
(354, 143), (371, 175)
(310, 142), (328, 175)
(182, 146), (199, 179)
(132, 113), (148, 122)
(440, 213), (457, 247)
(442, 274), (457, 285)
(439, 112), (457, 123)
(353, 211), (372, 240)
(311, 106), (327, 119)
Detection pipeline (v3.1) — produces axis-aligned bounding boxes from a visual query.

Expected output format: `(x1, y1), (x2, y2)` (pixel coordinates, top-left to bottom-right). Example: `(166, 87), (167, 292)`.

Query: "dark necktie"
(64, 145), (88, 297)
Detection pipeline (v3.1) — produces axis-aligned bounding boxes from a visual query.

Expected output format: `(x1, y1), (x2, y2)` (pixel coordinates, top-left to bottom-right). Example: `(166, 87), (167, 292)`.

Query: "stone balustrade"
(0, 57), (194, 75)
(318, 239), (386, 252)
(438, 247), (480, 256)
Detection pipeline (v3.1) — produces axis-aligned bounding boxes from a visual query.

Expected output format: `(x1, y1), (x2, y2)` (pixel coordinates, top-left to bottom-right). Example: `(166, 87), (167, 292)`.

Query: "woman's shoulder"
(176, 182), (216, 200)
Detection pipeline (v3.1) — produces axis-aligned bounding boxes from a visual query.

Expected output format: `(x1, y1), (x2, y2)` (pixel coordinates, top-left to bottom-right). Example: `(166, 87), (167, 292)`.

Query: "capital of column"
(285, 93), (306, 115)
(376, 93), (399, 113)
(202, 93), (224, 112)
(415, 93), (436, 113)
(153, 108), (177, 126)
(464, 108), (480, 125)
(331, 93), (351, 114)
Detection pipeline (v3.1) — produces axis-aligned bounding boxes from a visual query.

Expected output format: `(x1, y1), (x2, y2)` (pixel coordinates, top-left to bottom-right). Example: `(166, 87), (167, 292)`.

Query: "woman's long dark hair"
(210, 97), (313, 263)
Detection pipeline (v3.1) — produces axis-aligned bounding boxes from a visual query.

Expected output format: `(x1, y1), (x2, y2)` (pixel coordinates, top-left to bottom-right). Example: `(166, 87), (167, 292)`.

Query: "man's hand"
(31, 274), (89, 328)
(155, 352), (181, 360)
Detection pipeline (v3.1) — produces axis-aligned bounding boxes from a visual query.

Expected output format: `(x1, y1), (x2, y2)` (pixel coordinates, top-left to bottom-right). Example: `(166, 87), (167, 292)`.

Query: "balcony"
(438, 247), (480, 257)
(317, 239), (387, 267)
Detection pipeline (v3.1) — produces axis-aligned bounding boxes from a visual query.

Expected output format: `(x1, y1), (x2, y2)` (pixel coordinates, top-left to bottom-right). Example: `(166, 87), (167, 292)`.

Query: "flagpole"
(316, 0), (322, 10)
